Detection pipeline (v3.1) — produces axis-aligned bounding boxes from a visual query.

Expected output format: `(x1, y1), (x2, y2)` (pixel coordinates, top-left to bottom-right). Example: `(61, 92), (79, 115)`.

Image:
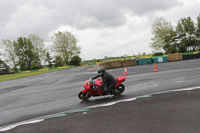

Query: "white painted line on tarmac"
(0, 119), (44, 132)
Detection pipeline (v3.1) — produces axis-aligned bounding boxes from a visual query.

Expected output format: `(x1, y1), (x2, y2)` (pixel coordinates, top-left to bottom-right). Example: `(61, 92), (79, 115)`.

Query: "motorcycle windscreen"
(84, 80), (90, 90)
(95, 79), (103, 86)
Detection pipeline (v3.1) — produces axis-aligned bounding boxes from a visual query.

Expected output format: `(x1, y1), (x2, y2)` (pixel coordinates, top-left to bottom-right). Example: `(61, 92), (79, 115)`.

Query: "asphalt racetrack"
(1, 59), (200, 132)
(3, 88), (200, 133)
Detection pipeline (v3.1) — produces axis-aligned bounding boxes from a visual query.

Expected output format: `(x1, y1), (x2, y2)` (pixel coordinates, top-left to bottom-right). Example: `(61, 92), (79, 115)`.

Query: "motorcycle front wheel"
(78, 91), (91, 101)
(114, 84), (125, 96)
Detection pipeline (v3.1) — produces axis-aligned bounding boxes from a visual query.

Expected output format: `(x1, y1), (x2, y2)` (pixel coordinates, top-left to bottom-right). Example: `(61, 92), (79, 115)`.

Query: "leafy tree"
(70, 55), (82, 66)
(46, 52), (53, 68)
(0, 39), (18, 73)
(0, 58), (4, 64)
(151, 17), (176, 53)
(176, 17), (196, 52)
(51, 31), (81, 65)
(31, 53), (41, 70)
(196, 14), (200, 50)
(163, 43), (177, 54)
(28, 34), (47, 68)
(54, 55), (64, 67)
(14, 37), (35, 71)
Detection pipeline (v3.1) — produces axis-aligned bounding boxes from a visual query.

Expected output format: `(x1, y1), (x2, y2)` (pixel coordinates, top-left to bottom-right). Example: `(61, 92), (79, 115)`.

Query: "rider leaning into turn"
(92, 68), (117, 94)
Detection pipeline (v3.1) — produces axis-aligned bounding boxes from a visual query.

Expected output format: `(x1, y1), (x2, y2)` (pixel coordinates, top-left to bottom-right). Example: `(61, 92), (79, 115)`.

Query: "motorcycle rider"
(92, 68), (117, 94)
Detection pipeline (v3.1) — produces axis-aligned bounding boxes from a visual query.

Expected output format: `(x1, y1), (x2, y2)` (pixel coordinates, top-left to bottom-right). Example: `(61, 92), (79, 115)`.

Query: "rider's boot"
(110, 89), (115, 95)
(105, 89), (111, 94)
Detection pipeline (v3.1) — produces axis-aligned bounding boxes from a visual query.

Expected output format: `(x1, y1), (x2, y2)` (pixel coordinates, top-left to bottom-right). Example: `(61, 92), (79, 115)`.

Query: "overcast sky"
(0, 0), (200, 60)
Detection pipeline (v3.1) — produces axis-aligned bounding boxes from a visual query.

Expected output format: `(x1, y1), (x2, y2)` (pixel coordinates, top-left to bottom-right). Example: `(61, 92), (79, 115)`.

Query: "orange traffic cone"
(124, 67), (128, 75)
(153, 63), (158, 72)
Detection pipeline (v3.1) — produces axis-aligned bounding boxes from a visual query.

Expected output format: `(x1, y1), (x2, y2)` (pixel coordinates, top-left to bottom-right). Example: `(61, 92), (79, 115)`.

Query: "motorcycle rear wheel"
(78, 91), (91, 101)
(114, 84), (125, 96)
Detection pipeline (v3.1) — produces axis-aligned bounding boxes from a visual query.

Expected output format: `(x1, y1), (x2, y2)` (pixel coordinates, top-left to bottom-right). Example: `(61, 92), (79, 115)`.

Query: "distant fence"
(99, 52), (200, 69)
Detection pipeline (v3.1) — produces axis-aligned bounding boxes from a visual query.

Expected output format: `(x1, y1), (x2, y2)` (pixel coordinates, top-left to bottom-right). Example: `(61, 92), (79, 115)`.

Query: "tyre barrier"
(49, 67), (58, 70)
(182, 52), (194, 55)
(99, 52), (200, 70)
(88, 63), (96, 65)
(30, 69), (39, 72)
(182, 54), (200, 60)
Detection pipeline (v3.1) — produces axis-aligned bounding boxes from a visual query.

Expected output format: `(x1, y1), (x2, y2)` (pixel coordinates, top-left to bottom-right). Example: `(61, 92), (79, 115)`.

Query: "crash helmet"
(97, 68), (105, 76)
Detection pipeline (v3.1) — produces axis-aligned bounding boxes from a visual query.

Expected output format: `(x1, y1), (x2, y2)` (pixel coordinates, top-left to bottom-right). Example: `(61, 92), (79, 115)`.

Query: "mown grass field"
(0, 66), (69, 82)
(0, 54), (158, 82)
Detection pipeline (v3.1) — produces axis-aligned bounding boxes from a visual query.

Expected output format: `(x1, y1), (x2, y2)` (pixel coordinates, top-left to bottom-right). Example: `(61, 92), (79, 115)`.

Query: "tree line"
(151, 14), (200, 54)
(0, 31), (81, 73)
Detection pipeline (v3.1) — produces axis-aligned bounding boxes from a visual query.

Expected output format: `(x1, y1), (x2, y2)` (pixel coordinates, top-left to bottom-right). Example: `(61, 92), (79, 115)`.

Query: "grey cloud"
(65, 0), (183, 28)
(0, 0), (182, 41)
(122, 0), (183, 14)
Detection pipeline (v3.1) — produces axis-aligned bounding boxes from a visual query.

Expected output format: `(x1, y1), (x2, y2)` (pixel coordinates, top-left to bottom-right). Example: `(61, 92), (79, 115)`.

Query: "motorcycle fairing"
(82, 76), (126, 94)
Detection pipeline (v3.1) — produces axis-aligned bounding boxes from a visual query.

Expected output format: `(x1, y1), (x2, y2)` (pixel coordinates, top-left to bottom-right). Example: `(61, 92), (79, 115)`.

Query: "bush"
(54, 56), (64, 67)
(0, 63), (11, 75)
(153, 52), (164, 56)
(70, 56), (82, 66)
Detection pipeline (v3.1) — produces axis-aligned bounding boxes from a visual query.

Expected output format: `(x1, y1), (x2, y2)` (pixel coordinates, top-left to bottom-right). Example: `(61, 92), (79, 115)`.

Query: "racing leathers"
(92, 68), (117, 94)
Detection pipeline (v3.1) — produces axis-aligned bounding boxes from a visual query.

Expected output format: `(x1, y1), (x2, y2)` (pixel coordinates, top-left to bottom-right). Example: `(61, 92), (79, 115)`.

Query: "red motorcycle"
(78, 76), (126, 101)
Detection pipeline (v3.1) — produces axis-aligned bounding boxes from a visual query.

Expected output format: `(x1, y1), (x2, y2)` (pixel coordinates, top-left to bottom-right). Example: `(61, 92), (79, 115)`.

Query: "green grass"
(0, 67), (69, 82)
(137, 54), (153, 58)
(0, 54), (161, 82)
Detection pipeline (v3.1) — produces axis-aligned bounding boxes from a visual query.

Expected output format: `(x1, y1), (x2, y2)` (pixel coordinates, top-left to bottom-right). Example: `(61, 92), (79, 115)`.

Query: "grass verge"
(0, 67), (69, 82)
